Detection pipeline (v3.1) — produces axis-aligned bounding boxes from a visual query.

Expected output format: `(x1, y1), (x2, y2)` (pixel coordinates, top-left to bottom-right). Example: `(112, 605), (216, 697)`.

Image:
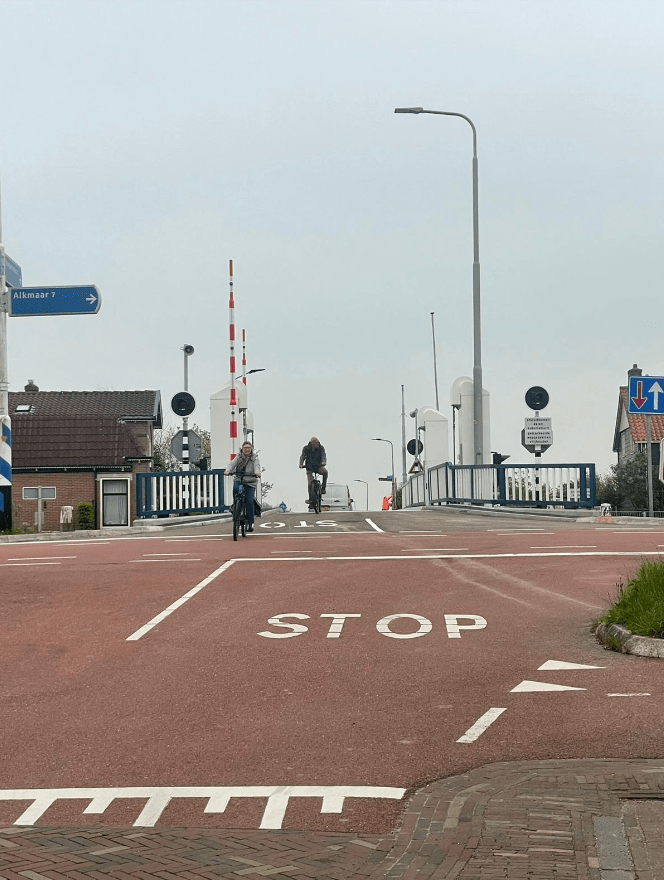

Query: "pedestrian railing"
(403, 462), (596, 509)
(136, 470), (228, 518)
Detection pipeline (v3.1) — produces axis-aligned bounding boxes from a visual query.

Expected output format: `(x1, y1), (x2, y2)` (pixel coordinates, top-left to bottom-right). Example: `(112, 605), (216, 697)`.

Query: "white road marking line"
(234, 550), (664, 561)
(7, 556), (76, 561)
(456, 708), (506, 743)
(539, 661), (605, 670)
(612, 530), (664, 533)
(2, 562), (61, 566)
(365, 518), (384, 533)
(511, 680), (586, 693)
(0, 785), (406, 830)
(126, 560), (235, 641)
(399, 533), (447, 537)
(487, 528), (547, 532)
(497, 532), (555, 536)
(530, 545), (597, 549)
(607, 693), (652, 697)
(127, 559), (202, 563)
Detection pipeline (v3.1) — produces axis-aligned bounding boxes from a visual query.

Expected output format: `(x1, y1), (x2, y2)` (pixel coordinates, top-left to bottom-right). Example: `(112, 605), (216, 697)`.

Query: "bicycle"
(307, 469), (323, 515)
(232, 476), (252, 541)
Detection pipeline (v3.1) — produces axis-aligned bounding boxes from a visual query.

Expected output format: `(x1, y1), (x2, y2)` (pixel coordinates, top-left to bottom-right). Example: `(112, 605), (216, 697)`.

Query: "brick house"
(613, 364), (664, 466)
(7, 384), (162, 531)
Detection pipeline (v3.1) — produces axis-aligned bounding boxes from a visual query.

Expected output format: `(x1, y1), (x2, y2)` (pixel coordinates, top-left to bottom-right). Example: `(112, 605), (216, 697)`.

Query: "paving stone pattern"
(0, 759), (662, 879)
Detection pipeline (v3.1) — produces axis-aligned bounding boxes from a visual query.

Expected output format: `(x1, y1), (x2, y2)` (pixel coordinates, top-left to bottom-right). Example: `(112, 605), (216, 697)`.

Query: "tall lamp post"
(354, 479), (369, 511)
(395, 106), (484, 465)
(372, 437), (396, 510)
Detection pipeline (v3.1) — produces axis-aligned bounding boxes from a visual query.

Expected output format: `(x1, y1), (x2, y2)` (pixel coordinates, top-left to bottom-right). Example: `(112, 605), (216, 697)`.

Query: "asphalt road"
(1, 508), (662, 834)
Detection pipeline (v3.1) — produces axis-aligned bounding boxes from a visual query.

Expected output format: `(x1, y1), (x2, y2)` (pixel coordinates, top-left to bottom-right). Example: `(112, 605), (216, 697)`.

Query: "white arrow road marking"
(456, 708), (507, 743)
(511, 680), (587, 693)
(538, 661), (605, 671)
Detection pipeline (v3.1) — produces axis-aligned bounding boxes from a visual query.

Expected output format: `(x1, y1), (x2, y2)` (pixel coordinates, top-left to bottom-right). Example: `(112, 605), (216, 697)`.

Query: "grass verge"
(600, 559), (664, 639)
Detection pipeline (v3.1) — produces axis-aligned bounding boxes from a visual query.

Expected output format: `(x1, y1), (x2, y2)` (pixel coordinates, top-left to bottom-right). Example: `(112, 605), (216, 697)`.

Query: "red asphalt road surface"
(1, 516), (662, 833)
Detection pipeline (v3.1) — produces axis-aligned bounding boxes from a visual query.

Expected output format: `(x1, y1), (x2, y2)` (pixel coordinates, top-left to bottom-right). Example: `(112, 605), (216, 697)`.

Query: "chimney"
(24, 380), (39, 392)
(627, 364), (642, 378)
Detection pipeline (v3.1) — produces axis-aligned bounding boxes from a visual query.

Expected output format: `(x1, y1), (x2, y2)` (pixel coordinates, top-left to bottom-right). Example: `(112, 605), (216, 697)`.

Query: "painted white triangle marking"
(538, 660), (605, 671)
(511, 680), (587, 693)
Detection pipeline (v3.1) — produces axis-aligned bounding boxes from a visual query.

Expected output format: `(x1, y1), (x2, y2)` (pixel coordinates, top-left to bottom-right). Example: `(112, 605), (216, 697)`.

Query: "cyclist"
(299, 437), (327, 509)
(225, 441), (261, 532)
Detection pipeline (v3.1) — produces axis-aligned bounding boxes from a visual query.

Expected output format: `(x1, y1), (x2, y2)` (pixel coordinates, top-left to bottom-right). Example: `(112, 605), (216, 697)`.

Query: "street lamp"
(354, 479), (369, 511)
(395, 106), (484, 465)
(372, 438), (396, 510)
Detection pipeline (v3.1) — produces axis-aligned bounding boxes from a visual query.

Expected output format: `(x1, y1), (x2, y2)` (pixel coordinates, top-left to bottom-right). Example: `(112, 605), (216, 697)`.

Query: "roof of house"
(6, 389), (161, 469)
(8, 390), (162, 426)
(10, 416), (149, 468)
(614, 386), (664, 451)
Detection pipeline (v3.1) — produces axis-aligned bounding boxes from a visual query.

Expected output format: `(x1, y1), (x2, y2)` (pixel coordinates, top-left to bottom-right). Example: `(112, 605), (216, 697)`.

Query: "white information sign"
(524, 417), (553, 446)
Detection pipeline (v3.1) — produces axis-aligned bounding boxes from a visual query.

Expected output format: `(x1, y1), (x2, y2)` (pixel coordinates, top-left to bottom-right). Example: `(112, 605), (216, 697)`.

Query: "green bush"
(76, 502), (95, 530)
(600, 559), (664, 638)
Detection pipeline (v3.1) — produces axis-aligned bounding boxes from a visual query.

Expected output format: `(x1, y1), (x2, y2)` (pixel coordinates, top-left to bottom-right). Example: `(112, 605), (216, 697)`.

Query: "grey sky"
(1, 0), (662, 511)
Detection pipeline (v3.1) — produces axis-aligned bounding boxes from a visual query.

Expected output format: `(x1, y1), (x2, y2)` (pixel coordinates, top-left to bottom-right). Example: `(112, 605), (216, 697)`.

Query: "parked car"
(321, 483), (353, 511)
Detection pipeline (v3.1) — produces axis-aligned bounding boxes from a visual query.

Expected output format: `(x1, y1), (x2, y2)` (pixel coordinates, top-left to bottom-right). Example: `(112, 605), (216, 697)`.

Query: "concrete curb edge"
(595, 621), (664, 658)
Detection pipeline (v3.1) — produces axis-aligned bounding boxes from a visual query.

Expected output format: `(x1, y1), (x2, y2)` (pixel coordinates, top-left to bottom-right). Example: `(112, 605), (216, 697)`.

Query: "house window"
(100, 478), (129, 527)
(22, 487), (56, 500)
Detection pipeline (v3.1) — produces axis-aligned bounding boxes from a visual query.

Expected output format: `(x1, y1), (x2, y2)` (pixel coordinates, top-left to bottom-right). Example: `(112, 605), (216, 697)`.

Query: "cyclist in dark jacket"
(299, 437), (328, 504)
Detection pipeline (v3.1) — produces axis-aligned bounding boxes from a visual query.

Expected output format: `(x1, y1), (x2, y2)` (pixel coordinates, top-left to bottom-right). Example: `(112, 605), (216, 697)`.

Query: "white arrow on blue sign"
(9, 285), (101, 317)
(627, 375), (664, 415)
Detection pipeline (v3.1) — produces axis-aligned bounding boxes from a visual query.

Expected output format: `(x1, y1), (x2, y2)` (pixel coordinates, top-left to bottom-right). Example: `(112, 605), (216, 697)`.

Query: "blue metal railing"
(136, 470), (228, 518)
(403, 462), (596, 509)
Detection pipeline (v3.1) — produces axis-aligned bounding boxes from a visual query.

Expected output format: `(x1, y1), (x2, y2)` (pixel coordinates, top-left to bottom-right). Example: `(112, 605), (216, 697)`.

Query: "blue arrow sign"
(8, 285), (101, 317)
(627, 375), (664, 415)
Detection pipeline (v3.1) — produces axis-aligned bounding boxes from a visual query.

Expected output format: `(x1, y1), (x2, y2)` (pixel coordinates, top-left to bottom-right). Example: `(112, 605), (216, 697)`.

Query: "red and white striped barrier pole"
(229, 260), (237, 460)
(240, 328), (248, 441)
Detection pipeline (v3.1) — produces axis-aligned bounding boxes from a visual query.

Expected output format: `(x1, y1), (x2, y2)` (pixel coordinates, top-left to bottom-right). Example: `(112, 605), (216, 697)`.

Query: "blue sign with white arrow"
(627, 374), (664, 415)
(9, 285), (101, 317)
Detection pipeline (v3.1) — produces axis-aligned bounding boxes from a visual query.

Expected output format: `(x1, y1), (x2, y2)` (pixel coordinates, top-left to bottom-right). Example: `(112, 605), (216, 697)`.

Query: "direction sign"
(9, 285), (101, 317)
(627, 375), (664, 415)
(2, 254), (22, 288)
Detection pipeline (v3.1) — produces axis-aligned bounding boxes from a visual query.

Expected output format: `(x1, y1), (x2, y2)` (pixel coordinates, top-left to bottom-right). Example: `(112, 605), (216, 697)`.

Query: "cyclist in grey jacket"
(225, 442), (261, 531)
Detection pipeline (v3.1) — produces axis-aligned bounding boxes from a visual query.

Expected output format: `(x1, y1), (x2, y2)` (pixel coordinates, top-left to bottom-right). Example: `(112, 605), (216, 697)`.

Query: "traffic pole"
(229, 260), (237, 460)
(0, 174), (12, 525)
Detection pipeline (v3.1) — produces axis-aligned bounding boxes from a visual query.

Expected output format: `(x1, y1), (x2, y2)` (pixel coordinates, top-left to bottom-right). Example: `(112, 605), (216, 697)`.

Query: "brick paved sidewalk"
(1, 759), (662, 879)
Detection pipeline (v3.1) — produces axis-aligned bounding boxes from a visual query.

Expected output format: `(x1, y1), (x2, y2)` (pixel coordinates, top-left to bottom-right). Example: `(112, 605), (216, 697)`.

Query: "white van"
(321, 483), (353, 511)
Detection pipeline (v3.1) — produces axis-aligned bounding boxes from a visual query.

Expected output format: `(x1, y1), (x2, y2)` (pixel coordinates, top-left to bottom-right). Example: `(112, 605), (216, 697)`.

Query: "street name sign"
(627, 375), (664, 415)
(9, 285), (101, 317)
(1, 253), (22, 288)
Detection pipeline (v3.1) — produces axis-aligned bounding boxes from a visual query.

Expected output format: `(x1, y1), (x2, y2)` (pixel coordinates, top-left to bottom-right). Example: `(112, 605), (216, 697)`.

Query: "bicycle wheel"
(313, 481), (322, 515)
(240, 498), (247, 537)
(232, 495), (242, 541)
